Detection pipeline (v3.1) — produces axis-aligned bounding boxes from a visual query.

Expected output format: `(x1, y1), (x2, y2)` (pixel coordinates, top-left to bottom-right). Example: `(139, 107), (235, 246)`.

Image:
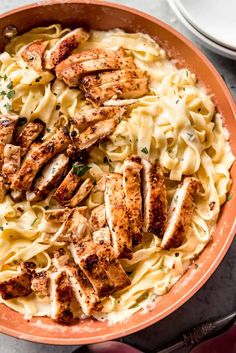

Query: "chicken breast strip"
(66, 178), (93, 208)
(2, 144), (21, 187)
(44, 28), (89, 69)
(161, 177), (200, 250)
(90, 204), (107, 231)
(123, 156), (143, 245)
(54, 164), (81, 206)
(0, 114), (18, 167)
(16, 120), (45, 157)
(45, 206), (88, 223)
(81, 74), (149, 106)
(12, 128), (70, 191)
(26, 153), (69, 202)
(142, 159), (168, 237)
(0, 175), (6, 203)
(0, 262), (35, 300)
(31, 271), (49, 296)
(71, 106), (126, 131)
(72, 117), (120, 151)
(95, 227), (131, 291)
(105, 173), (132, 259)
(21, 40), (48, 72)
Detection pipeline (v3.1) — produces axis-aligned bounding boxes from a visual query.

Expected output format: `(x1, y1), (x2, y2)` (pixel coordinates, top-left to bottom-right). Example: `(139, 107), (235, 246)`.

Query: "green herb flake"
(227, 194), (233, 201)
(0, 226), (3, 231)
(174, 195), (178, 203)
(53, 92), (58, 96)
(4, 103), (12, 112)
(35, 76), (42, 83)
(141, 147), (148, 154)
(0, 90), (6, 96)
(186, 132), (195, 142)
(31, 217), (38, 226)
(176, 99), (179, 104)
(6, 90), (15, 99)
(72, 163), (91, 177)
(195, 263), (199, 270)
(3, 75), (7, 81)
(6, 81), (13, 90)
(46, 127), (51, 132)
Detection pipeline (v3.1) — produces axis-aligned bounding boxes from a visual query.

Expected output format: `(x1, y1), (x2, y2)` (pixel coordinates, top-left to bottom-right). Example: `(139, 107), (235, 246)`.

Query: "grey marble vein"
(0, 1), (235, 353)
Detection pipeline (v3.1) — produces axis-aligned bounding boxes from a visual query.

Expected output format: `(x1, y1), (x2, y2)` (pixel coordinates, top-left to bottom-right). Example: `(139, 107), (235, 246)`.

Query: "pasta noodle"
(0, 24), (234, 324)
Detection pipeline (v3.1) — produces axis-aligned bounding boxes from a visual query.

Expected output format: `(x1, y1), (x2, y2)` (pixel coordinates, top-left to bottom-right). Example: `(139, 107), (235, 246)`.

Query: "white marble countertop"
(0, 1), (235, 353)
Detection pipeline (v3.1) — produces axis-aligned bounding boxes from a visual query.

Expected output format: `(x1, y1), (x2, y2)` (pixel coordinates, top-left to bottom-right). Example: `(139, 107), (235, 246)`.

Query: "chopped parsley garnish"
(4, 103), (11, 112)
(6, 89), (15, 99)
(18, 117), (27, 126)
(31, 217), (38, 226)
(0, 226), (3, 231)
(227, 194), (233, 201)
(0, 90), (6, 95)
(55, 104), (60, 111)
(35, 76), (42, 82)
(72, 163), (91, 177)
(176, 99), (179, 104)
(186, 132), (195, 142)
(46, 127), (51, 132)
(174, 195), (178, 203)
(141, 147), (148, 154)
(195, 263), (199, 270)
(1, 74), (7, 81)
(6, 81), (13, 90)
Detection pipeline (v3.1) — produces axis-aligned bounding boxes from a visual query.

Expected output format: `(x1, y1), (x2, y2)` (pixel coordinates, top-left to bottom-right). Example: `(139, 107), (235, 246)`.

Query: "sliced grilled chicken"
(2, 144), (21, 187)
(71, 106), (126, 131)
(123, 156), (143, 245)
(80, 70), (149, 106)
(56, 47), (135, 87)
(31, 271), (48, 296)
(16, 120), (45, 157)
(0, 262), (35, 300)
(64, 208), (114, 296)
(12, 128), (70, 191)
(93, 175), (107, 193)
(105, 173), (132, 259)
(90, 204), (106, 231)
(93, 226), (111, 246)
(49, 270), (79, 324)
(0, 174), (6, 202)
(10, 190), (24, 202)
(72, 117), (120, 151)
(21, 40), (48, 72)
(142, 159), (168, 237)
(44, 28), (89, 69)
(0, 114), (18, 167)
(26, 153), (69, 202)
(66, 178), (93, 208)
(65, 265), (103, 315)
(54, 164), (81, 206)
(45, 206), (88, 223)
(95, 228), (131, 291)
(161, 178), (200, 250)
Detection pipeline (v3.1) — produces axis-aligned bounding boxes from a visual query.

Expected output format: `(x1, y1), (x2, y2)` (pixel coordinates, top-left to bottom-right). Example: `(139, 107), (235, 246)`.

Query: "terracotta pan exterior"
(0, 0), (235, 345)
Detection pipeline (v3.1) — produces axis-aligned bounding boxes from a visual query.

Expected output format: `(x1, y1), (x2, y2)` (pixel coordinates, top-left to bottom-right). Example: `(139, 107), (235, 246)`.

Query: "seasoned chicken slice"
(161, 178), (200, 250)
(0, 114), (18, 167)
(66, 178), (93, 208)
(31, 271), (49, 296)
(65, 265), (102, 315)
(16, 120), (45, 157)
(56, 47), (135, 87)
(62, 208), (113, 296)
(50, 270), (79, 324)
(95, 228), (131, 291)
(105, 173), (132, 259)
(44, 28), (89, 69)
(90, 204), (106, 231)
(0, 262), (35, 300)
(71, 106), (126, 131)
(123, 156), (143, 245)
(72, 117), (120, 151)
(0, 174), (6, 203)
(54, 164), (81, 206)
(10, 190), (24, 202)
(26, 153), (69, 202)
(21, 40), (48, 72)
(12, 128), (70, 191)
(142, 159), (168, 237)
(2, 144), (21, 187)
(80, 72), (149, 106)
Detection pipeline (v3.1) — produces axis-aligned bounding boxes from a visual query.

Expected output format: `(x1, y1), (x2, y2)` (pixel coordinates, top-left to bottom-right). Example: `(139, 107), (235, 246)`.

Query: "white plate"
(167, 0), (236, 60)
(175, 0), (236, 51)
